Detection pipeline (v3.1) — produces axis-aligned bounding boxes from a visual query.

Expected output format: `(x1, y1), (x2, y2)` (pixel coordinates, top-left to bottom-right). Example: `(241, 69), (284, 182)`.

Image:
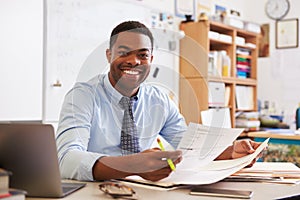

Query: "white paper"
(159, 138), (269, 185)
(176, 123), (244, 170)
(201, 108), (231, 128)
(123, 124), (269, 188)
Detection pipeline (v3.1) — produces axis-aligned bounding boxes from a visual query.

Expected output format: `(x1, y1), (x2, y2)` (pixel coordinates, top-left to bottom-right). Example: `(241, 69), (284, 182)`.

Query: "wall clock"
(265, 0), (290, 20)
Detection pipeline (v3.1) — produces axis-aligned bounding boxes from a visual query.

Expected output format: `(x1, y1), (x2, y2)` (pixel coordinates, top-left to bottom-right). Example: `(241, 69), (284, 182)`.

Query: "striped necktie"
(119, 96), (140, 155)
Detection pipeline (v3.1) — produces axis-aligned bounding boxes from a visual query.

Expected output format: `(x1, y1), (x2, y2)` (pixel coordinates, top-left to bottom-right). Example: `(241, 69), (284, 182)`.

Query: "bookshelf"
(179, 20), (259, 128)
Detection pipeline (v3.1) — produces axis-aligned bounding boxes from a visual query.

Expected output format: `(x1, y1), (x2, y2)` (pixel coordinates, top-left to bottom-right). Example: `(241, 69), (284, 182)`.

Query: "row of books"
(0, 168), (26, 200)
(235, 111), (260, 131)
(208, 48), (253, 79)
(236, 47), (251, 79)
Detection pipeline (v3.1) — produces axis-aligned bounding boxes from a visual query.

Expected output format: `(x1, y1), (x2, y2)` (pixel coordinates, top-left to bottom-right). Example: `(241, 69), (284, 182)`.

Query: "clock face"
(265, 0), (290, 20)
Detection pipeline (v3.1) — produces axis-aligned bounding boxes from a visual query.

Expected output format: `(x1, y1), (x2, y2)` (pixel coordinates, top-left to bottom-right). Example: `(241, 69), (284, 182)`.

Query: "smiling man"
(56, 21), (262, 182)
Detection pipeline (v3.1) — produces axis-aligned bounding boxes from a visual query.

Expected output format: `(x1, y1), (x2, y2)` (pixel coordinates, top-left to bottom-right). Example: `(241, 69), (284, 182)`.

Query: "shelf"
(208, 76), (257, 86)
(210, 39), (232, 46)
(236, 44), (256, 50)
(179, 20), (259, 127)
(235, 78), (257, 85)
(236, 108), (256, 112)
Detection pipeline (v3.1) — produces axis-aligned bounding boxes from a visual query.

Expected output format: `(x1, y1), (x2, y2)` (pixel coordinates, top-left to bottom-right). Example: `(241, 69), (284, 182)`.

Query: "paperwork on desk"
(226, 162), (300, 184)
(123, 123), (269, 188)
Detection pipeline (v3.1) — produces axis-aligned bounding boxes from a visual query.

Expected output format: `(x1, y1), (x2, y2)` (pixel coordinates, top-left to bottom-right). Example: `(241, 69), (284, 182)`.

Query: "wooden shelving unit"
(179, 20), (259, 128)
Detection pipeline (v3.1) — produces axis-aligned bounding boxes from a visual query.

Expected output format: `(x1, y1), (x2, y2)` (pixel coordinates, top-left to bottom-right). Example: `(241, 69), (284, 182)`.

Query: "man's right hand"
(93, 149), (182, 182)
(136, 148), (182, 182)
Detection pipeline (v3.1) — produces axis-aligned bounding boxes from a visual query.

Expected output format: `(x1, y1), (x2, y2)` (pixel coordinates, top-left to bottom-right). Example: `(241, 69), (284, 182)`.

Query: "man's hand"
(136, 148), (182, 182)
(93, 148), (182, 182)
(232, 139), (264, 167)
(216, 139), (265, 168)
(232, 139), (260, 158)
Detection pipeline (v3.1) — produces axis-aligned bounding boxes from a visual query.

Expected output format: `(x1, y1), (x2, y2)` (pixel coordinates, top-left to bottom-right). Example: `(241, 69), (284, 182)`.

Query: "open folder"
(121, 123), (269, 189)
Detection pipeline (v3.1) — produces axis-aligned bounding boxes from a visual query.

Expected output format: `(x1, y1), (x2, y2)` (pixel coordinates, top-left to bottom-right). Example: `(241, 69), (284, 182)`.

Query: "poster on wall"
(276, 18), (299, 49)
(259, 24), (270, 57)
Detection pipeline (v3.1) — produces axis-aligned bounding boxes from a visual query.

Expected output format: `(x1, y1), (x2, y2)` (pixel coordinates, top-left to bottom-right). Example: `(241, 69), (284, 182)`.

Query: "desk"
(25, 181), (300, 200)
(248, 131), (300, 166)
(26, 177), (300, 199)
(248, 131), (300, 145)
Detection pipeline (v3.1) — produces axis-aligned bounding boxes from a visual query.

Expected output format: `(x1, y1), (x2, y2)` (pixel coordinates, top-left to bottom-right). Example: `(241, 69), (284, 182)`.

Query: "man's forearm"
(92, 156), (134, 180)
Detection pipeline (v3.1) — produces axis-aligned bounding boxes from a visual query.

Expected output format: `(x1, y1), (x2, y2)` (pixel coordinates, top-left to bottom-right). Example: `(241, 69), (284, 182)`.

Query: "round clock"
(265, 0), (290, 20)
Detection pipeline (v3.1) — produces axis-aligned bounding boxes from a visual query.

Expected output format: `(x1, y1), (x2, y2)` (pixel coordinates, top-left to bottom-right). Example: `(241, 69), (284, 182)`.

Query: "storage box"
(208, 81), (225, 107)
(208, 31), (220, 40)
(235, 36), (245, 46)
(244, 21), (261, 33)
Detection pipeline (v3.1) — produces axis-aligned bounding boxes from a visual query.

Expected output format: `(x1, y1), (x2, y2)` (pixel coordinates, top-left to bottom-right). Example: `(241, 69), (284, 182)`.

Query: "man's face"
(106, 32), (153, 96)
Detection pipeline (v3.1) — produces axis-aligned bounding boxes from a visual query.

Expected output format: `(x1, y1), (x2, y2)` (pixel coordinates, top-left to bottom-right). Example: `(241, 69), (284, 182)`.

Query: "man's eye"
(118, 51), (129, 57)
(138, 53), (150, 60)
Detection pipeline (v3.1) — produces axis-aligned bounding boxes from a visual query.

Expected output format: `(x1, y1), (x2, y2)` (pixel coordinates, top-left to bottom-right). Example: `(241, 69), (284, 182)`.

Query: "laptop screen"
(0, 123), (85, 197)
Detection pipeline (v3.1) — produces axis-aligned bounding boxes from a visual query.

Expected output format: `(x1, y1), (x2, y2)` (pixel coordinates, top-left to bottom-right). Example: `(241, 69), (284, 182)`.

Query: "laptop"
(0, 123), (86, 197)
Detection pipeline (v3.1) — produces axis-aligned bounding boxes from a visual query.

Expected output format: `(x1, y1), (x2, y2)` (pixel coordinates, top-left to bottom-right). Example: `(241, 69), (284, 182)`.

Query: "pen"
(157, 138), (176, 171)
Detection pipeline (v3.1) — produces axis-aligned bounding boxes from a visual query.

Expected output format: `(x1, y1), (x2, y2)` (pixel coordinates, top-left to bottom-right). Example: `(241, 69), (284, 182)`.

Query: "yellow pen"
(157, 138), (176, 171)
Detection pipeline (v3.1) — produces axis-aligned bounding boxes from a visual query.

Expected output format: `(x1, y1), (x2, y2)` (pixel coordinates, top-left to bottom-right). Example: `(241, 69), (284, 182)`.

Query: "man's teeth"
(123, 70), (139, 75)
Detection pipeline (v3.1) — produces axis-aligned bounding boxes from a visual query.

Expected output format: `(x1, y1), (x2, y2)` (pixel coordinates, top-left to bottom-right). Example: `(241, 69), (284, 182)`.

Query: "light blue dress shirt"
(56, 73), (187, 181)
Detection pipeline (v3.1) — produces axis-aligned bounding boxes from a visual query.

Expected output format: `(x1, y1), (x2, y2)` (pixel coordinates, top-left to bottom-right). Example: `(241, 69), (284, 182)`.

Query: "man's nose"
(126, 53), (141, 66)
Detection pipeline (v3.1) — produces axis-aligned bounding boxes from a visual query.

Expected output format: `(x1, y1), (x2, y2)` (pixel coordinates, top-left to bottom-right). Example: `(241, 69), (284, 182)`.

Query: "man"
(56, 21), (261, 182)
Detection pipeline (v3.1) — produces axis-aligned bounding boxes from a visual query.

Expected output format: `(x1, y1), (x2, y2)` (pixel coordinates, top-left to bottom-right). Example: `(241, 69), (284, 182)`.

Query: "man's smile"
(122, 69), (140, 75)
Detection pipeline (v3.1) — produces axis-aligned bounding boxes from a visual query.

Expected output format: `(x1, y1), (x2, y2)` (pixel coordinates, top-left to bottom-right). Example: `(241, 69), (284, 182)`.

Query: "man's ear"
(106, 49), (111, 63)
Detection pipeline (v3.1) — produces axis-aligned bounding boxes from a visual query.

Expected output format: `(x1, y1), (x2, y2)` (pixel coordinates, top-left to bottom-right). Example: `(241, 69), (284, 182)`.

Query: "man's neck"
(108, 73), (139, 97)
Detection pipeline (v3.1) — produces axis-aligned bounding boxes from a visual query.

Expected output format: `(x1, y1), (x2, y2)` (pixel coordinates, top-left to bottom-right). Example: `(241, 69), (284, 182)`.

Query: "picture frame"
(174, 0), (196, 19)
(276, 18), (299, 49)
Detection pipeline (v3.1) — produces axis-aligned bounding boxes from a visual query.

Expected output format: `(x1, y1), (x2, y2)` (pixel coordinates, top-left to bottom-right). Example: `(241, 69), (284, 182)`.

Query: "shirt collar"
(103, 73), (140, 105)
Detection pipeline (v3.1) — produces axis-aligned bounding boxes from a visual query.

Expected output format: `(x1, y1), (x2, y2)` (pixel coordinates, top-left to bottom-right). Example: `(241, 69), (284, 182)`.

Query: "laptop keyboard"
(61, 182), (86, 195)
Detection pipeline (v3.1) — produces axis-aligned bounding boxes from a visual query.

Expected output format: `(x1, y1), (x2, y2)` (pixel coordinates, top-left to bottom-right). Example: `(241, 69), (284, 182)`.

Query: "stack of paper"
(122, 123), (269, 189)
(226, 162), (300, 184)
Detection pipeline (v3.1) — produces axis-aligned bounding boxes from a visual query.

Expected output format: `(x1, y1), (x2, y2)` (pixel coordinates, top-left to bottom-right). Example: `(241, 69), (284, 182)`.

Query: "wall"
(242, 0), (300, 129)
(0, 0), (43, 121)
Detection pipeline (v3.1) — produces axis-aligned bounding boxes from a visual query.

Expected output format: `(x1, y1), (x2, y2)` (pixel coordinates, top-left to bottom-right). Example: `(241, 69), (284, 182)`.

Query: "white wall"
(242, 0), (300, 129)
(0, 0), (43, 121)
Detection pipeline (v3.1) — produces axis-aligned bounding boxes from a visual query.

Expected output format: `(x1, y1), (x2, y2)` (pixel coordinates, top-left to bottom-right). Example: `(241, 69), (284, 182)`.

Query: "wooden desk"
(25, 180), (300, 200)
(248, 131), (300, 145)
(26, 163), (300, 200)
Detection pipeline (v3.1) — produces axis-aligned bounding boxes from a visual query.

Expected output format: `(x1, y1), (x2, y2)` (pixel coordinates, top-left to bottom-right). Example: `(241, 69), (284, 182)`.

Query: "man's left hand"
(232, 139), (264, 167)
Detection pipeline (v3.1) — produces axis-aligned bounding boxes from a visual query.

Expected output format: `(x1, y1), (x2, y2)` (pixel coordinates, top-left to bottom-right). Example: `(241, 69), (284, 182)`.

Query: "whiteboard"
(44, 0), (179, 122)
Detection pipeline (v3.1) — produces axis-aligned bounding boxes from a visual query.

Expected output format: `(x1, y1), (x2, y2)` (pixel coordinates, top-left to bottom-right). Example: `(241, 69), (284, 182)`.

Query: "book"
(224, 86), (230, 107)
(237, 111), (260, 120)
(224, 162), (300, 184)
(235, 119), (260, 128)
(0, 189), (27, 200)
(0, 168), (11, 197)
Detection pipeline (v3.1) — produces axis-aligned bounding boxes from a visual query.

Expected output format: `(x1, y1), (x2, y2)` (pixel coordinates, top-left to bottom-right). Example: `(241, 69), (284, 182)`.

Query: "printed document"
(122, 123), (269, 188)
(176, 123), (243, 170)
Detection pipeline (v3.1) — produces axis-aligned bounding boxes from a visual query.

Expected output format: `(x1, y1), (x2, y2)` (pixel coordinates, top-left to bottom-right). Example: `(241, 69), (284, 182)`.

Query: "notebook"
(0, 123), (86, 197)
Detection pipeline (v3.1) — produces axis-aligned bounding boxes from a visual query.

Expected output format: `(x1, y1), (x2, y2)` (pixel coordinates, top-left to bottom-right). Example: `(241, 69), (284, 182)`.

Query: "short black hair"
(109, 21), (154, 51)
